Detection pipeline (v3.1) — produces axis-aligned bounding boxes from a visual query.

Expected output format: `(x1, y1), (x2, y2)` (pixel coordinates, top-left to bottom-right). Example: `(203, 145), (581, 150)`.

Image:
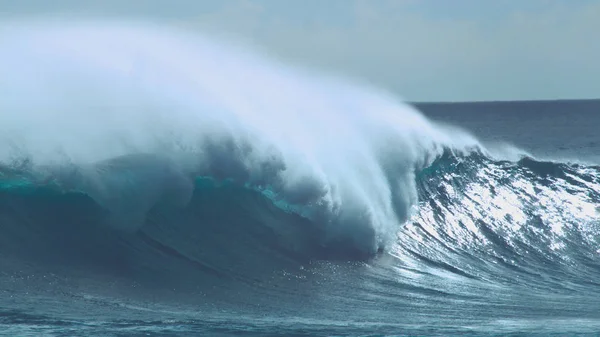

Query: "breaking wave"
(1, 20), (599, 297)
(0, 19), (483, 258)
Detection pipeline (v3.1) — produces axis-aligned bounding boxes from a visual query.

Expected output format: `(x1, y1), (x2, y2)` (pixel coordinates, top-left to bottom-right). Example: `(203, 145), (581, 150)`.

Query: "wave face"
(403, 151), (600, 286)
(2, 19), (600, 336)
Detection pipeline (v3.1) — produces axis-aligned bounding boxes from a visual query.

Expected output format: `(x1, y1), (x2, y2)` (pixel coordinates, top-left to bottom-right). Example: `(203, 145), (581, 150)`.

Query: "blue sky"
(2, 0), (599, 101)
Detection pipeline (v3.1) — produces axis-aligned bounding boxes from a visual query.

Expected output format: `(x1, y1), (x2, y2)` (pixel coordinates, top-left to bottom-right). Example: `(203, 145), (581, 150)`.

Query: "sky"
(2, 0), (599, 102)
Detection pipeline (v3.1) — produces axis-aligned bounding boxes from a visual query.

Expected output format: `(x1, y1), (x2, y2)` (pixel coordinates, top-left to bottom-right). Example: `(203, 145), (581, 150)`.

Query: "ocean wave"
(398, 149), (600, 289)
(1, 148), (598, 276)
(1, 20), (599, 293)
(0, 19), (485, 256)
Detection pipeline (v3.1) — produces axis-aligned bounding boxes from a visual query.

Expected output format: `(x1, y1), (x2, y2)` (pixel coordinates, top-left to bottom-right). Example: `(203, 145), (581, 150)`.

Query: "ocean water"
(1, 20), (600, 337)
(418, 100), (600, 164)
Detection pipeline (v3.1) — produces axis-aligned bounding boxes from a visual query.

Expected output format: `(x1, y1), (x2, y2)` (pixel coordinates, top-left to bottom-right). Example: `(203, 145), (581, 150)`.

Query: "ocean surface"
(1, 20), (600, 337)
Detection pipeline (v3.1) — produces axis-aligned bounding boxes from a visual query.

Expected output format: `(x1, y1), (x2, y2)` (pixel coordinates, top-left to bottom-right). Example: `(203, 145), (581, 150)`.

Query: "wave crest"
(0, 19), (482, 254)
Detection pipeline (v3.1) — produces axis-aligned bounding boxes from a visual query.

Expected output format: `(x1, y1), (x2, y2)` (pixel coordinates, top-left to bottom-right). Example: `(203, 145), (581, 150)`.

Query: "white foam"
(0, 18), (482, 253)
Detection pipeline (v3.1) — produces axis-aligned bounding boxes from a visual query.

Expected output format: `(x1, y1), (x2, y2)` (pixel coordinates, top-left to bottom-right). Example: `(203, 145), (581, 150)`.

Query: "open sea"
(1, 20), (599, 336)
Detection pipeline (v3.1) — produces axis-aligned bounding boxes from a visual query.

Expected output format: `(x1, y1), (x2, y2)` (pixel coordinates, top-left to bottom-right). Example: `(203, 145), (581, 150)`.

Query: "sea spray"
(0, 19), (479, 254)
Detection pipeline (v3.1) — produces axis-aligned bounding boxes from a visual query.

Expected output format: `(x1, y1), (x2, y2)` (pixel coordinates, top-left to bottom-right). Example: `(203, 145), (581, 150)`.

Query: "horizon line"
(411, 98), (600, 105)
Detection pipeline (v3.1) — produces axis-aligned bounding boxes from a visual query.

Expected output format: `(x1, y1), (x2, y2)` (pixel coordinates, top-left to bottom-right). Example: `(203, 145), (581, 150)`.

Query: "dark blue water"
(0, 100), (598, 336)
(418, 100), (600, 163)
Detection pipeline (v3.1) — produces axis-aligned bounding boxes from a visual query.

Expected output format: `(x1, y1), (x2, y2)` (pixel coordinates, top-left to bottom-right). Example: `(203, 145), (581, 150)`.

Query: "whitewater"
(0, 19), (483, 256)
(1, 19), (600, 336)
